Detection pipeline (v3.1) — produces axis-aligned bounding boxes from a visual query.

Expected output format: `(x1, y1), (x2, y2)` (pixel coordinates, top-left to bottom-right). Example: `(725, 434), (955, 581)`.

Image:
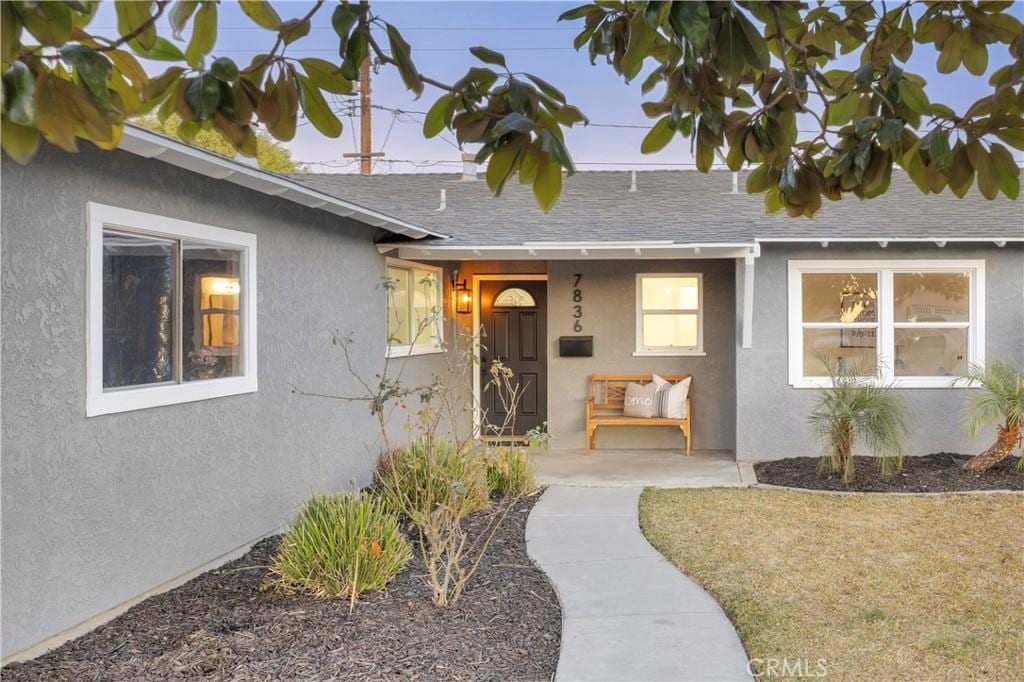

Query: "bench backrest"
(590, 374), (691, 410)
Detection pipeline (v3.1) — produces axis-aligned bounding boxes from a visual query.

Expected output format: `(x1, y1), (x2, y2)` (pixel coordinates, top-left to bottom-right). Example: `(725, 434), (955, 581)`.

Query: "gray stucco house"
(2, 126), (1022, 662)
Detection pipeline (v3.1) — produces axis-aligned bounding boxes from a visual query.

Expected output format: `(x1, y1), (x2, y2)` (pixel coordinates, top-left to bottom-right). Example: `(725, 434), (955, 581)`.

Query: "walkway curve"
(527, 486), (753, 682)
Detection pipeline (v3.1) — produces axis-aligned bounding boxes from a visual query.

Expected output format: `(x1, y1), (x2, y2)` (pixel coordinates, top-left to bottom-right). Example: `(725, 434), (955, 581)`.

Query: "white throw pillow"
(659, 377), (691, 419)
(651, 373), (671, 417)
(622, 381), (657, 418)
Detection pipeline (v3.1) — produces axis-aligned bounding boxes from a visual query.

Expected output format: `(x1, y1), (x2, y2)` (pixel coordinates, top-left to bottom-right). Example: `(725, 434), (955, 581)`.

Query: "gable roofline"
(117, 124), (448, 240)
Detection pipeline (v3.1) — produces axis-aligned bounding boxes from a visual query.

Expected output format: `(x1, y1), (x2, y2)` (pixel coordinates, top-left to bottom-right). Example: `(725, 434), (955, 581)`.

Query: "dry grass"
(640, 488), (1024, 681)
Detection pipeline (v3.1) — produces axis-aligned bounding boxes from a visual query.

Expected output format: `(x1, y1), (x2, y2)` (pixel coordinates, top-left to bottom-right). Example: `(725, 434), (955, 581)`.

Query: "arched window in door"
(493, 287), (536, 308)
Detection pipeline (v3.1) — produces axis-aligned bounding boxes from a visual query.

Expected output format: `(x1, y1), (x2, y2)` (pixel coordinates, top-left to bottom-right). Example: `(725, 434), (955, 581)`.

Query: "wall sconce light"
(454, 280), (472, 314)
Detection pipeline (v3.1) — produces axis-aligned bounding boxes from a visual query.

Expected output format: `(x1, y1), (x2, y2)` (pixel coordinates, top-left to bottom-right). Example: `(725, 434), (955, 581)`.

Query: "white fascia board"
(117, 125), (447, 240)
(756, 236), (1024, 243)
(381, 241), (759, 260)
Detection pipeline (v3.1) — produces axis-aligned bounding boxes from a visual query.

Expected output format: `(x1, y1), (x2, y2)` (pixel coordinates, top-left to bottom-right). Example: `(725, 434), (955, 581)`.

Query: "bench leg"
(585, 425), (596, 453)
(680, 424), (692, 456)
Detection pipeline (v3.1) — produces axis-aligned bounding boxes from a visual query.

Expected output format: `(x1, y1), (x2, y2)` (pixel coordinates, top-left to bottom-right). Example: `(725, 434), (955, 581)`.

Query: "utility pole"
(343, 57), (384, 175)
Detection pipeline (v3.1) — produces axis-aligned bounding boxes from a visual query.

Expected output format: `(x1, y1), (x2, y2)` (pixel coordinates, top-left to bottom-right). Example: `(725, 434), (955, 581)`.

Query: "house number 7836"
(572, 273), (583, 333)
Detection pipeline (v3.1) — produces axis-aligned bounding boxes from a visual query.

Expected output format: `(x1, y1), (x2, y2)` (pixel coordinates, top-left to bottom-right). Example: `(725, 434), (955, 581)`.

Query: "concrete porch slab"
(531, 448), (745, 488)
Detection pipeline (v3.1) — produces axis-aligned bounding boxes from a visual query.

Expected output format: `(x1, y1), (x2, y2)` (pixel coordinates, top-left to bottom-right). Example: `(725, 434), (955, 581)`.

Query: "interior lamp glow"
(208, 277), (240, 295)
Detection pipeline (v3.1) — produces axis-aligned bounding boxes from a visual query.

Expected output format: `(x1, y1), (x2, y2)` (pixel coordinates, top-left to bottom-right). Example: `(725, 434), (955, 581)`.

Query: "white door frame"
(472, 274), (549, 437)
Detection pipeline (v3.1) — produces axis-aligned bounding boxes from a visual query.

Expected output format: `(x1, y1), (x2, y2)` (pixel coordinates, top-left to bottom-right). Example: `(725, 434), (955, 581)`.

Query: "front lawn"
(640, 488), (1024, 681)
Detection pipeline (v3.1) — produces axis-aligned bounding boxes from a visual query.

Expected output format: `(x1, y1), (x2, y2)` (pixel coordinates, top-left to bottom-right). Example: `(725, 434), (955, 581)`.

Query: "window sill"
(789, 378), (979, 390)
(87, 376), (257, 417)
(633, 350), (707, 357)
(387, 344), (445, 359)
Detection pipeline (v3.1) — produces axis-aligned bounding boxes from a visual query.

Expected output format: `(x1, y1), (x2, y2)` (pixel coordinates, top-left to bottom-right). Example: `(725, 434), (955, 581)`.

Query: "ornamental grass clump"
(265, 491), (411, 601)
(377, 437), (489, 520)
(486, 447), (537, 496)
(807, 357), (911, 483)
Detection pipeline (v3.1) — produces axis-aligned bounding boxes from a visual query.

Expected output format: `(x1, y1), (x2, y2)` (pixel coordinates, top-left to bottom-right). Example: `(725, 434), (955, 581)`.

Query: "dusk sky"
(94, 1), (1023, 172)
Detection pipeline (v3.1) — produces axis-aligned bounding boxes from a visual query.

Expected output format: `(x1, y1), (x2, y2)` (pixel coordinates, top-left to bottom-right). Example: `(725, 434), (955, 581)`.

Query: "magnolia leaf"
(185, 2), (217, 70)
(988, 142), (1021, 200)
(936, 31), (961, 74)
(492, 112), (534, 138)
(184, 72), (221, 119)
(169, 1), (198, 40)
(469, 46), (507, 68)
(299, 58), (352, 95)
(1, 118), (41, 163)
(967, 140), (997, 199)
(386, 23), (423, 96)
(485, 140), (521, 193)
(897, 79), (929, 115)
(423, 93), (455, 138)
(828, 92), (860, 125)
(948, 143), (974, 198)
(695, 135), (714, 172)
(993, 128), (1024, 151)
(621, 11), (654, 82)
(341, 29), (368, 81)
(60, 45), (112, 108)
(555, 105), (587, 127)
(929, 130), (952, 175)
(34, 72), (77, 152)
(779, 157), (799, 195)
(960, 35), (988, 76)
(239, 0), (281, 30)
(540, 129), (575, 174)
(533, 158), (562, 212)
(115, 0), (157, 51)
(2, 61), (36, 125)
(107, 49), (149, 87)
(518, 141), (543, 185)
(525, 74), (565, 103)
(132, 37), (187, 62)
(210, 57), (239, 83)
(297, 74), (342, 137)
(279, 18), (311, 45)
(640, 116), (674, 154)
(669, 1), (710, 51)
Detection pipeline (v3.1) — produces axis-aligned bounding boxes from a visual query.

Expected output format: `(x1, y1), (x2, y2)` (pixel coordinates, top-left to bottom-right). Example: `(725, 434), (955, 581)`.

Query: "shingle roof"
(290, 169), (1024, 246)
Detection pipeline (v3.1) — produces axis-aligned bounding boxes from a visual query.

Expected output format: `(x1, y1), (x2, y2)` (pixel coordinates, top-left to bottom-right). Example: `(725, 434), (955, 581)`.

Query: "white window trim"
(635, 272), (705, 356)
(87, 203), (258, 416)
(788, 259), (985, 389)
(385, 257), (444, 359)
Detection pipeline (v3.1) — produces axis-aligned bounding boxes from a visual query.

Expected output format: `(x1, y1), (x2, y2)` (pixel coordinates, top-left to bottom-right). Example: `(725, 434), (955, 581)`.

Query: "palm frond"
(957, 359), (1024, 437)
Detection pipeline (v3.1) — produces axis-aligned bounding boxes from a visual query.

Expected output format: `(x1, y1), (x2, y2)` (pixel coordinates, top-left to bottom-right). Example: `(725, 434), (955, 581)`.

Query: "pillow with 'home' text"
(622, 381), (657, 418)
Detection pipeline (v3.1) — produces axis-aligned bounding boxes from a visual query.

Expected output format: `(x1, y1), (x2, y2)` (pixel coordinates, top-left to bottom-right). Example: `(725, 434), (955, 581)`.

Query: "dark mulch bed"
(5, 493), (560, 681)
(755, 452), (1023, 493)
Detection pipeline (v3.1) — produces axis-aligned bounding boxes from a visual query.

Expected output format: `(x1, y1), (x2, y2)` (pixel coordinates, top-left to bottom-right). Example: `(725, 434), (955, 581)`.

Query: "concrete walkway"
(527, 486), (752, 682)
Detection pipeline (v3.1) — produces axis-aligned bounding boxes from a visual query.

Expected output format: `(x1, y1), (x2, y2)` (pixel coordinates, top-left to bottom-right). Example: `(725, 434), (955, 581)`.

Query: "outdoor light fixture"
(451, 269), (472, 314)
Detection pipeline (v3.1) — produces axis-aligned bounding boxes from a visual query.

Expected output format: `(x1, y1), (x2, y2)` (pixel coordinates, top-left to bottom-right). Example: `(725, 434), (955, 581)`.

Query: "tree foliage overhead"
(2, 1), (1022, 215)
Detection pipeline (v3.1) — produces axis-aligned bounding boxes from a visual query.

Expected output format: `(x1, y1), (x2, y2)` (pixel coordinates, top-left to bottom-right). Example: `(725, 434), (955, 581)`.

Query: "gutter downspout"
(741, 245), (759, 349)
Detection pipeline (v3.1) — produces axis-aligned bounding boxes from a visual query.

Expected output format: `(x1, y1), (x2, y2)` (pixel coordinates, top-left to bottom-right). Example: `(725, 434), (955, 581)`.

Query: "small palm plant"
(956, 359), (1024, 472)
(807, 357), (911, 483)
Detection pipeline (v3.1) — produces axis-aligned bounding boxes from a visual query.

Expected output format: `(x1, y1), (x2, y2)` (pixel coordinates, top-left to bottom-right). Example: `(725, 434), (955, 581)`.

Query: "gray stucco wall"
(0, 147), (434, 657)
(736, 243), (1024, 460)
(547, 259), (736, 450)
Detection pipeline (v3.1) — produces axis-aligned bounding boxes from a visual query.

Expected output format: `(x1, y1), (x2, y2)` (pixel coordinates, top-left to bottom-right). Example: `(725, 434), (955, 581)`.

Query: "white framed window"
(87, 203), (257, 416)
(788, 259), (985, 388)
(635, 273), (704, 356)
(385, 257), (444, 358)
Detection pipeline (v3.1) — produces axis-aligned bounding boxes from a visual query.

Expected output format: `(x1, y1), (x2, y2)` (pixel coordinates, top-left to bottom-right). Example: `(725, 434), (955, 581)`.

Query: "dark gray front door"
(479, 280), (547, 436)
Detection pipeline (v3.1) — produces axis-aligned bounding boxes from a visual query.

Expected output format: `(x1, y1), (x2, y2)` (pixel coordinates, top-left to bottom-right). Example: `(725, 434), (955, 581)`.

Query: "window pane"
(801, 273), (878, 323)
(895, 327), (967, 377)
(102, 230), (176, 388)
(183, 243), (242, 381)
(387, 267), (411, 346)
(641, 276), (699, 310)
(643, 314), (698, 348)
(893, 272), (970, 322)
(412, 269), (440, 345)
(802, 328), (877, 376)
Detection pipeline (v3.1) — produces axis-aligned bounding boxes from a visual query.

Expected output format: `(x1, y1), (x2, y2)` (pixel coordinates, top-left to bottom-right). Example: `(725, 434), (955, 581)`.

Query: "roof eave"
(117, 125), (449, 240)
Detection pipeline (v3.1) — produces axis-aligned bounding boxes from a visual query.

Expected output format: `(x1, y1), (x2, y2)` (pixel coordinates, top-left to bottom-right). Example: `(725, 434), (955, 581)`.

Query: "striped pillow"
(653, 374), (690, 419)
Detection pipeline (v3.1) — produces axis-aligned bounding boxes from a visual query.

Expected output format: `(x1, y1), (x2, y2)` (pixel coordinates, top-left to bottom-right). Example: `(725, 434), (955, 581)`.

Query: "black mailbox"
(559, 336), (593, 357)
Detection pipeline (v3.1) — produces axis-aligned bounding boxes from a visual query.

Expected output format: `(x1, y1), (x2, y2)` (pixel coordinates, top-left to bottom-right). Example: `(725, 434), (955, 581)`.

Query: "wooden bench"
(585, 374), (692, 456)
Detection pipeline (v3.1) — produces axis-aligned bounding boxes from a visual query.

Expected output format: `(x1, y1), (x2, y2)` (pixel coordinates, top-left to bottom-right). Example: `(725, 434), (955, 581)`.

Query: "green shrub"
(377, 438), (489, 520)
(265, 491), (411, 600)
(486, 446), (537, 496)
